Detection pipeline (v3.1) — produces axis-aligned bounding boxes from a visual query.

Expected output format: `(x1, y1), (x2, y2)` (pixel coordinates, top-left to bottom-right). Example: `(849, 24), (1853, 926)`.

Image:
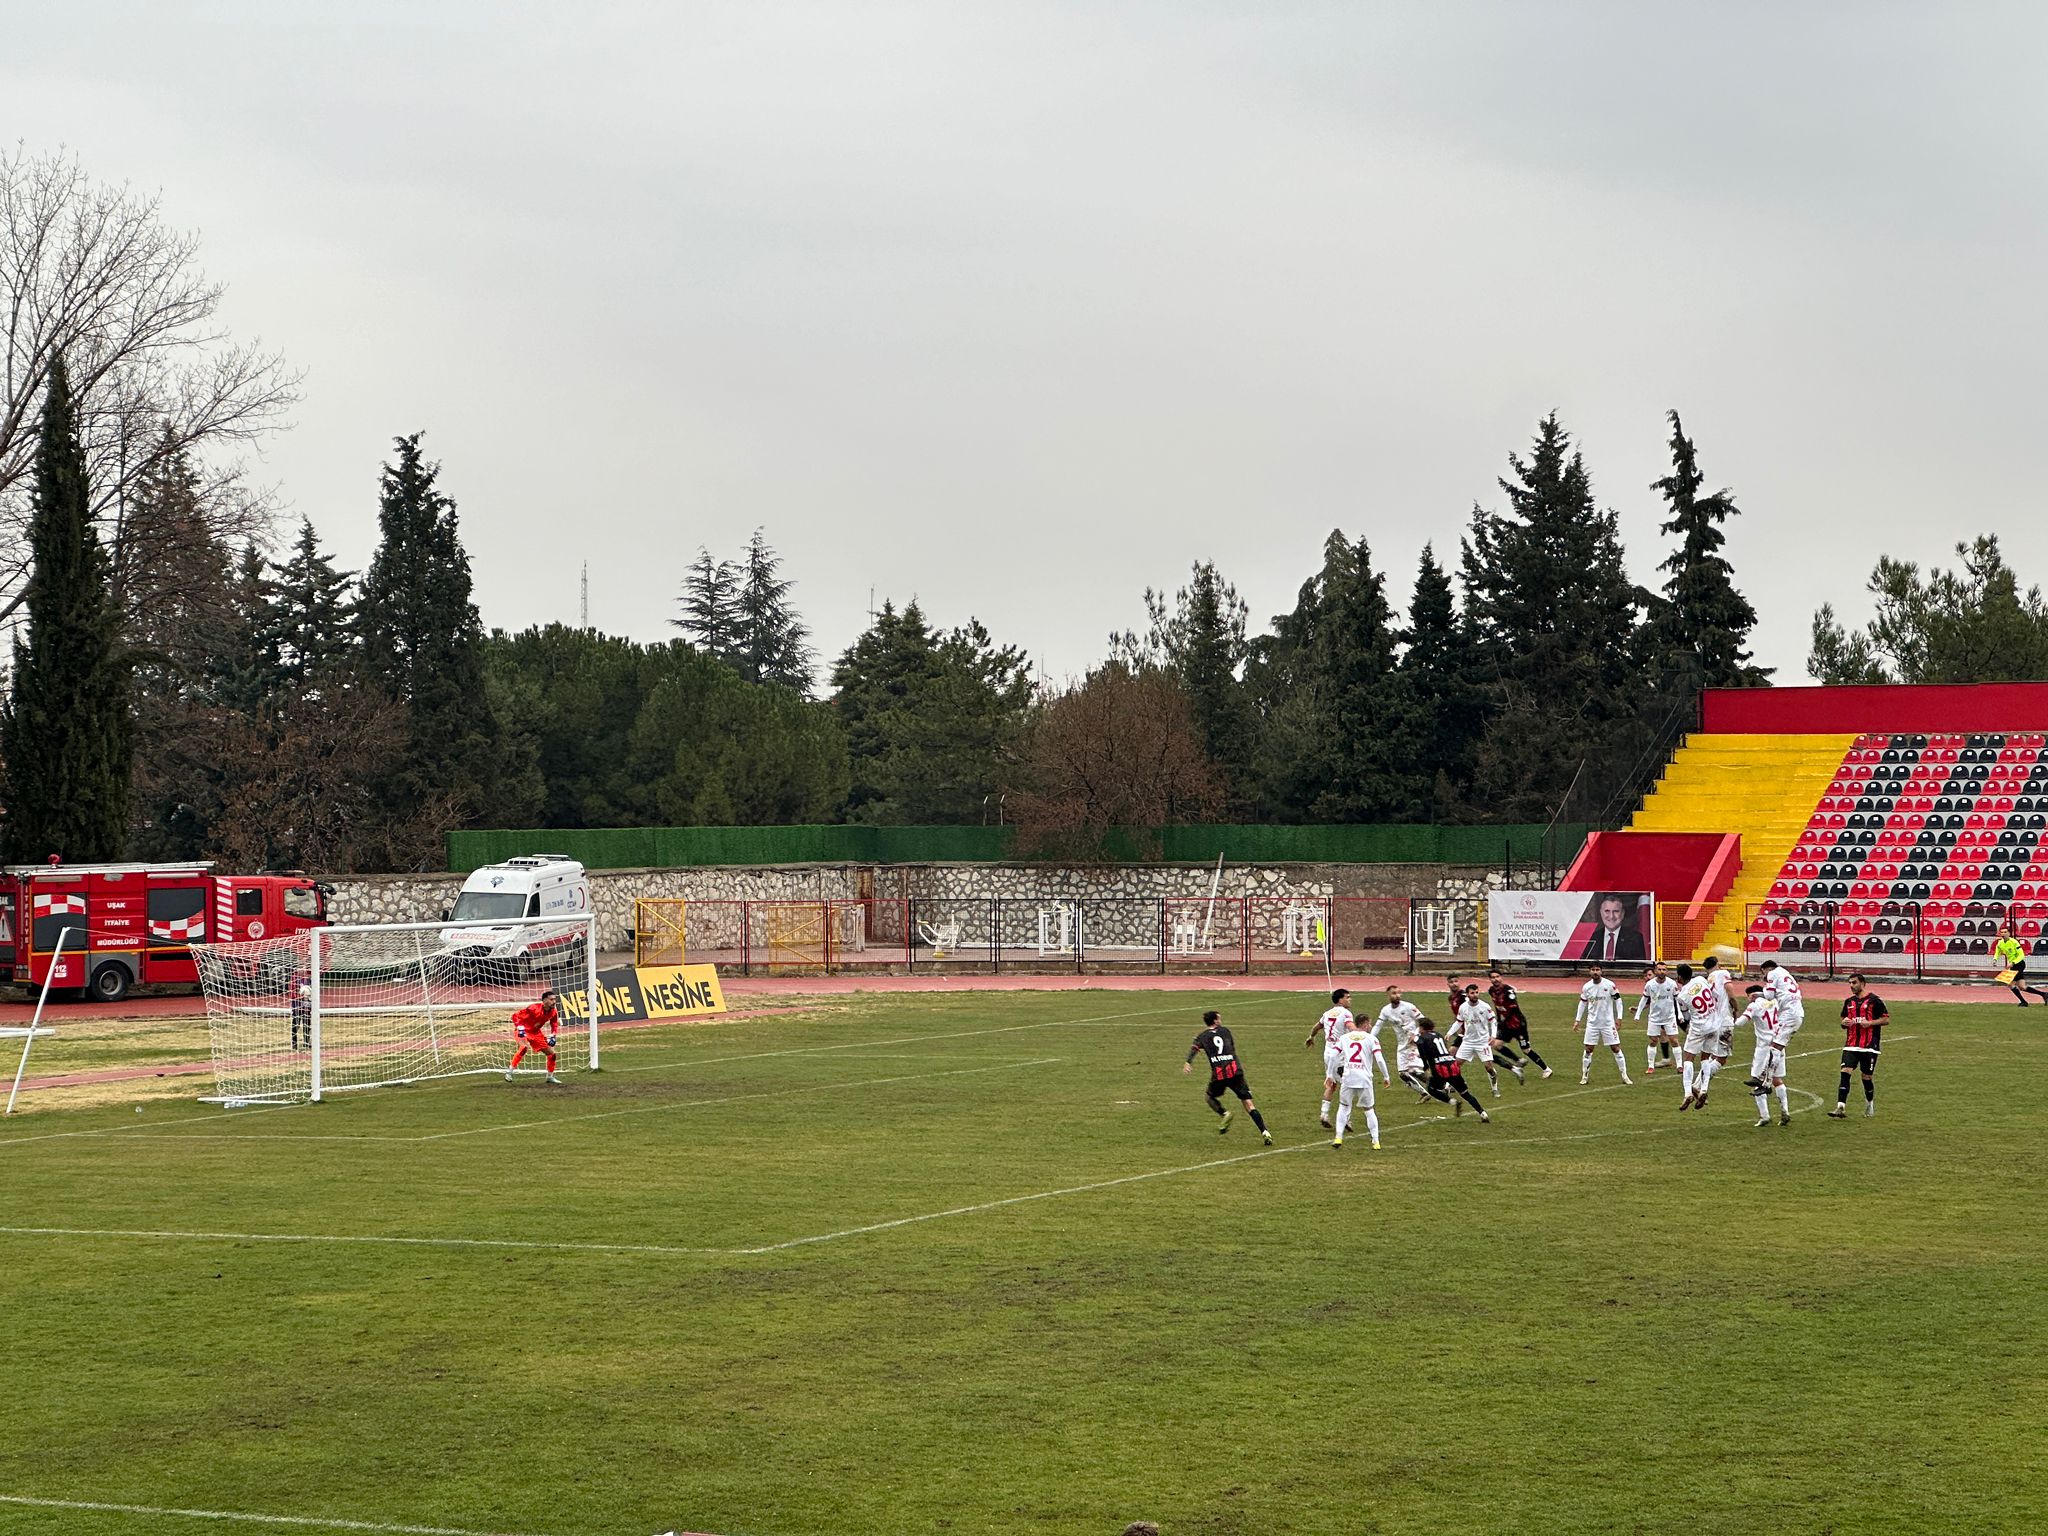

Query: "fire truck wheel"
(88, 963), (133, 1003)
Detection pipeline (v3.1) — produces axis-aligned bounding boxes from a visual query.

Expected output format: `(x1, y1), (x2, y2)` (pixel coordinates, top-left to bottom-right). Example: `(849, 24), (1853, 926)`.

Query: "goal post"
(193, 913), (600, 1105)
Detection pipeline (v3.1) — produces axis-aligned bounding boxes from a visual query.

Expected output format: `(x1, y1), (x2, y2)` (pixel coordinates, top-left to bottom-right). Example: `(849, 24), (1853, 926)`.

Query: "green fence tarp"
(446, 823), (1583, 872)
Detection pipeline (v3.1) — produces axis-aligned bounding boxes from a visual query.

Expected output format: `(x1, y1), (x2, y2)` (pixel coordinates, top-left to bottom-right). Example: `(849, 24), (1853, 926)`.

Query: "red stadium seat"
(1757, 933), (1782, 952)
(1935, 917), (1957, 937)
(1837, 934), (1865, 952)
(1769, 880), (1790, 899)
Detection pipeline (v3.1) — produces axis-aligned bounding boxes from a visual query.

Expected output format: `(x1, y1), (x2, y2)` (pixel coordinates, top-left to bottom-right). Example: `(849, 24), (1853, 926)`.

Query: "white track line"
(0, 1493), (553, 1535)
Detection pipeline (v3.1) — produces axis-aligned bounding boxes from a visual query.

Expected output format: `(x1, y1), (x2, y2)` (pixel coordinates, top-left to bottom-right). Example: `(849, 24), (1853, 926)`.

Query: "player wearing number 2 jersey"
(1304, 988), (1356, 1130)
(1185, 1011), (1272, 1144)
(1329, 1025), (1390, 1150)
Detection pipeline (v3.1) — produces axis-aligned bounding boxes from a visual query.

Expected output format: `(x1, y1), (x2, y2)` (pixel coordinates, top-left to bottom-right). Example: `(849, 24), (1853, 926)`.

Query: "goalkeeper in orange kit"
(505, 987), (562, 1083)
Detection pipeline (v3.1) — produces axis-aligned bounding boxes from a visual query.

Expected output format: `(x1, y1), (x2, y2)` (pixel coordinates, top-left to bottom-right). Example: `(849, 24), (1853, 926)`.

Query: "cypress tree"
(0, 355), (134, 860)
(1307, 533), (1411, 821)
(1650, 410), (1767, 686)
(357, 433), (497, 825)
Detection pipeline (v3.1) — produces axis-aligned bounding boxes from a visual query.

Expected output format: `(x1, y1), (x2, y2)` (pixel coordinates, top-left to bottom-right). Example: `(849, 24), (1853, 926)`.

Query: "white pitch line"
(409, 1057), (1061, 1141)
(0, 1493), (555, 1536)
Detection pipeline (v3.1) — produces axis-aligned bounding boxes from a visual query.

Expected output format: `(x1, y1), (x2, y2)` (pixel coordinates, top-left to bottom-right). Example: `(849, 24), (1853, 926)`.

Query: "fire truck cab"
(0, 862), (331, 1002)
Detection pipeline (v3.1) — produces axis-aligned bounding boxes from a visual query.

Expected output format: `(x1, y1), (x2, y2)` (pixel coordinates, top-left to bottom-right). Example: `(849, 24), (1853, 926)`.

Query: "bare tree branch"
(0, 145), (300, 624)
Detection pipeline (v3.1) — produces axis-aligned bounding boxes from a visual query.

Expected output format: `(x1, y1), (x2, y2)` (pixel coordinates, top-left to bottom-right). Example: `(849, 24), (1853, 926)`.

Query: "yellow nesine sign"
(557, 964), (726, 1023)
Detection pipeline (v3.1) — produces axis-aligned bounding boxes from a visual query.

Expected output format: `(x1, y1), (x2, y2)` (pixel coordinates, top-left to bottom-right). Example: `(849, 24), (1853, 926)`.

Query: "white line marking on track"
(0, 1493), (554, 1536)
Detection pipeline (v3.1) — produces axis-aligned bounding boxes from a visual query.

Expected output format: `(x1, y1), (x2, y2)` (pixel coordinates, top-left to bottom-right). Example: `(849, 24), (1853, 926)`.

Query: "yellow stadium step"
(1627, 733), (1857, 961)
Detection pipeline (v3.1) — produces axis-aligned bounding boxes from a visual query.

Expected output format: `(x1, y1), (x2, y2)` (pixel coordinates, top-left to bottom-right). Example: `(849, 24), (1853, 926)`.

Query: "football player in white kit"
(1304, 987), (1356, 1131)
(1636, 961), (1681, 1077)
(1330, 1021), (1391, 1150)
(1759, 958), (1805, 1041)
(1575, 964), (1632, 1085)
(1446, 984), (1512, 1097)
(1678, 956), (1737, 1110)
(1378, 984), (1433, 1103)
(1739, 984), (1795, 1128)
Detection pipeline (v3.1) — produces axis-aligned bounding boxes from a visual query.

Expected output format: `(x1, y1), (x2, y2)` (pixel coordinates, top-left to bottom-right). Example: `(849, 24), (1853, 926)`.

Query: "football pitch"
(1, 988), (2041, 1536)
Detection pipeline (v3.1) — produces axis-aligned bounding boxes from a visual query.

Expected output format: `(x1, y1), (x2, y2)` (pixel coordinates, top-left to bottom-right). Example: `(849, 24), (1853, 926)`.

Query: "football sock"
(1365, 1108), (1379, 1140)
(1457, 1085), (1484, 1113)
(1646, 1045), (1657, 1073)
(1682, 1061), (1697, 1096)
(509, 1045), (527, 1070)
(544, 1050), (557, 1072)
(1775, 1084), (1790, 1114)
(1496, 1045), (1523, 1066)
(1837, 1070), (1852, 1106)
(1320, 1098), (1331, 1121)
(1864, 1075), (1876, 1103)
(1248, 1107), (1269, 1133)
(1207, 1097), (1227, 1118)
(1753, 1091), (1771, 1119)
(1334, 1103), (1350, 1137)
(1522, 1046), (1547, 1071)
(1613, 1052), (1630, 1079)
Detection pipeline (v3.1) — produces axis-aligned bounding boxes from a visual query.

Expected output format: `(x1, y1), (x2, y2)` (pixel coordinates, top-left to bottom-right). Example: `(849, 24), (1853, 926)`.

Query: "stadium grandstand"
(1566, 682), (2048, 976)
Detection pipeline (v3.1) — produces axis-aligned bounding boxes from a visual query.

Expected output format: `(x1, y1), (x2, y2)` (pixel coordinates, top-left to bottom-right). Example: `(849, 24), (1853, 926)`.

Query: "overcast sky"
(9, 2), (2045, 686)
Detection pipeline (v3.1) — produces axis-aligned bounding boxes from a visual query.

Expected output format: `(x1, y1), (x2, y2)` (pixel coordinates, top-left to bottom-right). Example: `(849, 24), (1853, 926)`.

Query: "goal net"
(192, 915), (599, 1104)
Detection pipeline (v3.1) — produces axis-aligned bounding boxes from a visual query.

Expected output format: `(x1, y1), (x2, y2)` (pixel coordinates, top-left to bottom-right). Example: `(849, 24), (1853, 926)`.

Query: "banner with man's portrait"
(1486, 890), (1656, 964)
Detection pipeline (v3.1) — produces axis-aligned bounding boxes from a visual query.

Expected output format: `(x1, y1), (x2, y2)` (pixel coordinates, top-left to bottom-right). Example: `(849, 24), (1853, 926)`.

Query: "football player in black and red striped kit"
(1184, 1010), (1273, 1144)
(1416, 1015), (1489, 1122)
(1829, 972), (1888, 1119)
(1487, 967), (1551, 1078)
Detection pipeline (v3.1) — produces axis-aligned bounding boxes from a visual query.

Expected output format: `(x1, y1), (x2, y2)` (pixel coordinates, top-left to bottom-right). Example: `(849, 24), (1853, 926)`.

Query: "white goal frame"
(195, 913), (601, 1105)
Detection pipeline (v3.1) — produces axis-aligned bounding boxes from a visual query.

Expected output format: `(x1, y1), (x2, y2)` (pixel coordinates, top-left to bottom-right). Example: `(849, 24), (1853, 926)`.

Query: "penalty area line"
(0, 1493), (562, 1536)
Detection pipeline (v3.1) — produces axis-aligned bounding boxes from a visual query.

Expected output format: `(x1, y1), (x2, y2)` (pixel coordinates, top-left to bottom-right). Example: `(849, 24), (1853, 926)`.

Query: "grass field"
(1, 987), (2042, 1536)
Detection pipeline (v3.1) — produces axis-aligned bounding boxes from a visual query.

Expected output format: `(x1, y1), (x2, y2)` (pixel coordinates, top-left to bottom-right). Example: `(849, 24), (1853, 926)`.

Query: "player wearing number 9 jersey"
(1329, 1026), (1390, 1150)
(1185, 1010), (1272, 1144)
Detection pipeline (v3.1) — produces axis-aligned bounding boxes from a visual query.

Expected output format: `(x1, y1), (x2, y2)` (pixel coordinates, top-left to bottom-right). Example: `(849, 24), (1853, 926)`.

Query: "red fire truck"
(0, 861), (331, 1002)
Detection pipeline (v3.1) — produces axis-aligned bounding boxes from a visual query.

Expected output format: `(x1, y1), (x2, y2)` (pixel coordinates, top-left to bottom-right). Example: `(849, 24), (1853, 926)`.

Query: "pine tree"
(265, 518), (359, 688)
(1396, 543), (1485, 814)
(831, 601), (1032, 823)
(1306, 533), (1412, 821)
(731, 529), (814, 691)
(675, 548), (739, 663)
(1459, 414), (1644, 820)
(357, 433), (499, 826)
(0, 355), (134, 860)
(1116, 561), (1255, 806)
(1649, 410), (1767, 686)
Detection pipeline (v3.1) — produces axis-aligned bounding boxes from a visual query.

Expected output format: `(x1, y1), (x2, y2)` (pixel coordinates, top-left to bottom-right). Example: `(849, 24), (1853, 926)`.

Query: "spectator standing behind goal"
(289, 966), (313, 1052)
(505, 987), (562, 1084)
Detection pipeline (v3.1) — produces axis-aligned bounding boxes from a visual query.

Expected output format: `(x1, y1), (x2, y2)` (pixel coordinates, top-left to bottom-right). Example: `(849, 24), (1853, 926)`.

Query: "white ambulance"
(440, 855), (593, 979)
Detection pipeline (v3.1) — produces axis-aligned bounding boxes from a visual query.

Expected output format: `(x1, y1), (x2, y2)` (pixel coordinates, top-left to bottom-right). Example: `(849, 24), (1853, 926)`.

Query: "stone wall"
(328, 859), (1553, 951)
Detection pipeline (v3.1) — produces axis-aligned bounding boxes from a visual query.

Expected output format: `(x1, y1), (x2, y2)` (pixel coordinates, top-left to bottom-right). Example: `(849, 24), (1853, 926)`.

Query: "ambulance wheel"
(88, 963), (133, 1003)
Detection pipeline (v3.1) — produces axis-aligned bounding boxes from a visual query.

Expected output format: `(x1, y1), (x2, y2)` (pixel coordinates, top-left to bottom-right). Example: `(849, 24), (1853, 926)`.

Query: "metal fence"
(1741, 898), (2048, 979)
(624, 895), (1500, 975)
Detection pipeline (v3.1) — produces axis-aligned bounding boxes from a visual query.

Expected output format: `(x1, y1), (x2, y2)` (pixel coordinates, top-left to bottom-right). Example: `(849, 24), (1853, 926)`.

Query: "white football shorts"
(1684, 1025), (1722, 1057)
(1324, 1045), (1343, 1082)
(1455, 1036), (1494, 1063)
(1338, 1075), (1377, 1109)
(1750, 1042), (1786, 1080)
(1582, 1021), (1620, 1047)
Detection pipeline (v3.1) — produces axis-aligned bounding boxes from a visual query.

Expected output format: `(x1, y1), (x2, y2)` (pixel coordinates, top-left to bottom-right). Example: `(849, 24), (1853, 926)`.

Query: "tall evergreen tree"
(1808, 536), (2048, 684)
(1116, 561), (1256, 807)
(265, 518), (359, 688)
(832, 601), (1032, 824)
(1253, 532), (1410, 821)
(0, 355), (134, 860)
(1459, 413), (1643, 820)
(675, 548), (739, 663)
(1648, 410), (1767, 686)
(731, 529), (814, 691)
(1396, 543), (1485, 814)
(357, 433), (501, 826)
